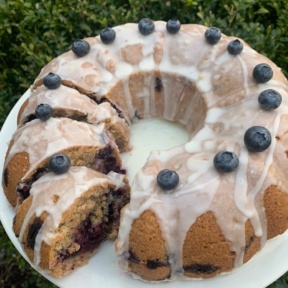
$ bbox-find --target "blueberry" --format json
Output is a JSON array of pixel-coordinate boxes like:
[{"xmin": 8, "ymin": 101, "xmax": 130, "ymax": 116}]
[
  {"xmin": 157, "ymin": 169, "xmax": 179, "ymax": 190},
  {"xmin": 253, "ymin": 63, "xmax": 273, "ymax": 83},
  {"xmin": 205, "ymin": 27, "xmax": 221, "ymax": 44},
  {"xmin": 166, "ymin": 19, "xmax": 181, "ymax": 34},
  {"xmin": 100, "ymin": 28, "xmax": 116, "ymax": 44},
  {"xmin": 35, "ymin": 103, "xmax": 53, "ymax": 121},
  {"xmin": 49, "ymin": 154, "xmax": 71, "ymax": 174},
  {"xmin": 213, "ymin": 151, "xmax": 239, "ymax": 173},
  {"xmin": 244, "ymin": 126, "xmax": 271, "ymax": 152},
  {"xmin": 258, "ymin": 89, "xmax": 282, "ymax": 110},
  {"xmin": 43, "ymin": 73, "xmax": 61, "ymax": 89},
  {"xmin": 138, "ymin": 18, "xmax": 155, "ymax": 36},
  {"xmin": 227, "ymin": 39, "xmax": 243, "ymax": 55},
  {"xmin": 72, "ymin": 39, "xmax": 90, "ymax": 57}
]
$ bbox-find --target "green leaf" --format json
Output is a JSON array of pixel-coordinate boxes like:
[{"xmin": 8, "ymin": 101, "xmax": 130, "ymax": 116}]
[{"xmin": 255, "ymin": 7, "xmax": 270, "ymax": 14}]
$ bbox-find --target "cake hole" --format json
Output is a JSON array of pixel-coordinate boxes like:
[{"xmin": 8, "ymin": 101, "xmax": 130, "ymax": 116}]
[
  {"xmin": 111, "ymin": 72, "xmax": 207, "ymax": 182},
  {"xmin": 121, "ymin": 118, "xmax": 189, "ymax": 182}
]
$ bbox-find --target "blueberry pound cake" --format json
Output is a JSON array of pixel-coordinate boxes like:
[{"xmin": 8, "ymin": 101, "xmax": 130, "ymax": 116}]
[
  {"xmin": 2, "ymin": 17, "xmax": 288, "ymax": 282},
  {"xmin": 13, "ymin": 167, "xmax": 130, "ymax": 278}
]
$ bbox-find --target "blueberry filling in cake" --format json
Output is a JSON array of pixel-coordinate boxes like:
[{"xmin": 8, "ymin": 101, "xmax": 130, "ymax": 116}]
[
  {"xmin": 183, "ymin": 264, "xmax": 220, "ymax": 275},
  {"xmin": 13, "ymin": 167, "xmax": 130, "ymax": 278},
  {"xmin": 4, "ymin": 18, "xmax": 288, "ymax": 282},
  {"xmin": 46, "ymin": 188, "xmax": 129, "ymax": 263},
  {"xmin": 17, "ymin": 167, "xmax": 48, "ymax": 200},
  {"xmin": 92, "ymin": 146, "xmax": 124, "ymax": 175}
]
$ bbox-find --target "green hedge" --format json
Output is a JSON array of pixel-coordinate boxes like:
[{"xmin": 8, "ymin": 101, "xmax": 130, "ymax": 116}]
[{"xmin": 0, "ymin": 0, "xmax": 288, "ymax": 287}]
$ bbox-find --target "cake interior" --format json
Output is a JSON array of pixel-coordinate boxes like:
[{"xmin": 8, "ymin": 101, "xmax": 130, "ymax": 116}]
[{"xmin": 26, "ymin": 185, "xmax": 130, "ymax": 278}]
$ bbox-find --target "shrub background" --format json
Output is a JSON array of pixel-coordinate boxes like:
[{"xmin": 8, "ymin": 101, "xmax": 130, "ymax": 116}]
[{"xmin": 0, "ymin": 0, "xmax": 288, "ymax": 287}]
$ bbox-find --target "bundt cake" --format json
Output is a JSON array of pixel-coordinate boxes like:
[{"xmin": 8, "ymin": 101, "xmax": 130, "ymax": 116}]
[
  {"xmin": 2, "ymin": 18, "xmax": 288, "ymax": 282},
  {"xmin": 13, "ymin": 166, "xmax": 130, "ymax": 278}
]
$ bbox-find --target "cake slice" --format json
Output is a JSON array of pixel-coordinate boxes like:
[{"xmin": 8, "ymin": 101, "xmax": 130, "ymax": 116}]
[
  {"xmin": 13, "ymin": 166, "xmax": 130, "ymax": 278},
  {"xmin": 3, "ymin": 117, "xmax": 122, "ymax": 207}
]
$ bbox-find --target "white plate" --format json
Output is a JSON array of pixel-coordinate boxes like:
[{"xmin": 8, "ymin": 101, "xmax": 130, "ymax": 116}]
[{"xmin": 1, "ymin": 90, "xmax": 288, "ymax": 288}]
